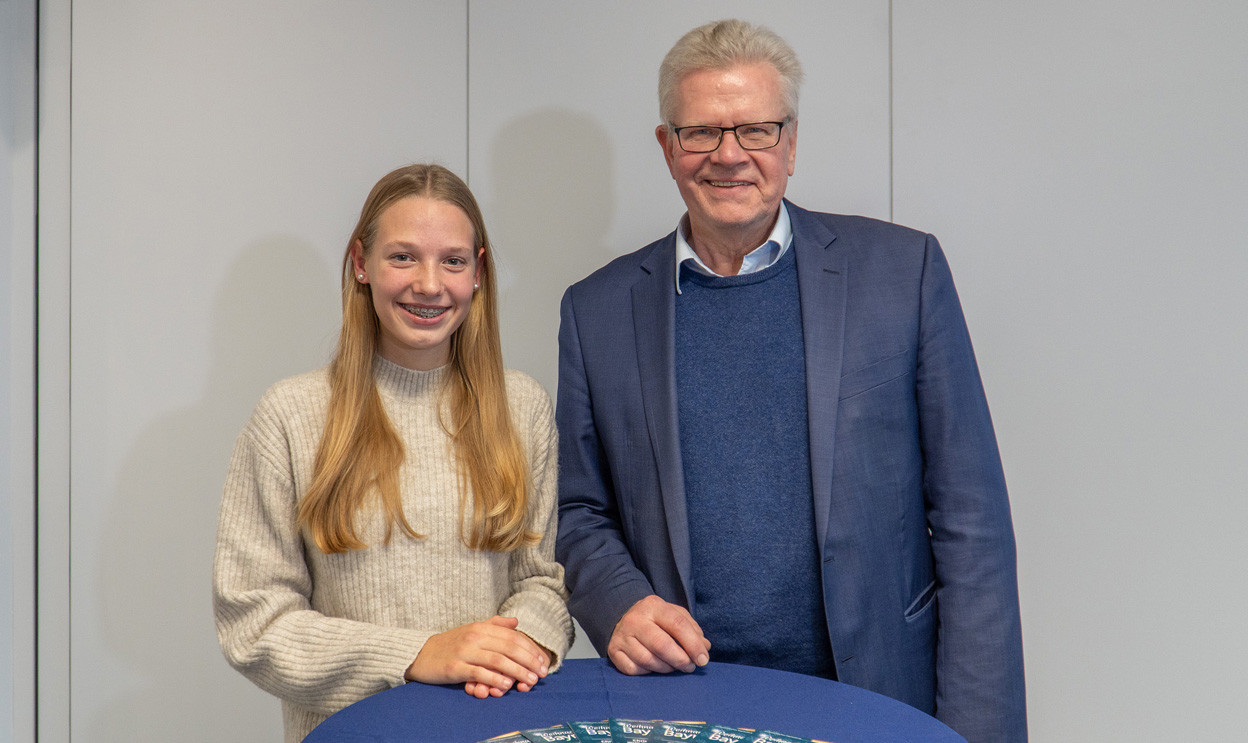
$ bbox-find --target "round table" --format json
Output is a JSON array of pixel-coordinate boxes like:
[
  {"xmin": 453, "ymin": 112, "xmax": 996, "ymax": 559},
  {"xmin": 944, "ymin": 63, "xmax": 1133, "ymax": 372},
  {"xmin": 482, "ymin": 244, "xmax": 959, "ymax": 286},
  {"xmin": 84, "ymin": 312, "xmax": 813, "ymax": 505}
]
[{"xmin": 305, "ymin": 659, "xmax": 965, "ymax": 743}]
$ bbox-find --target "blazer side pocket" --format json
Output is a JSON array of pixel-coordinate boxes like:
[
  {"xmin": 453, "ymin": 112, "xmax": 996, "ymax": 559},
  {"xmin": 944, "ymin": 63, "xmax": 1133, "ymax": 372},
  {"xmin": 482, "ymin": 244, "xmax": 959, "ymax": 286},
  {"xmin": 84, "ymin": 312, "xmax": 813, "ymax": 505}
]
[
  {"xmin": 839, "ymin": 350, "xmax": 913, "ymax": 401},
  {"xmin": 904, "ymin": 580, "xmax": 937, "ymax": 622}
]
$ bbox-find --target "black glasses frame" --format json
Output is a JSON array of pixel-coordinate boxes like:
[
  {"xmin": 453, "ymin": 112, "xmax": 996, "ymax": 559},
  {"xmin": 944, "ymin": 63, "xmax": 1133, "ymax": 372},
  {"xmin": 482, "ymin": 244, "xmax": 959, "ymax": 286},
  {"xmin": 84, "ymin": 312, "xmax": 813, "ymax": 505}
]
[{"xmin": 671, "ymin": 121, "xmax": 787, "ymax": 153}]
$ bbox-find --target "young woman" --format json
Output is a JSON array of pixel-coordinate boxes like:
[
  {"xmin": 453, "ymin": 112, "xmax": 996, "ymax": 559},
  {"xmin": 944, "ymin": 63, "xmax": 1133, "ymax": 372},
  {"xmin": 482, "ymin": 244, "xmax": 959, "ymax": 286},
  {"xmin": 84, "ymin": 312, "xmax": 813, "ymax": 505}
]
[{"xmin": 213, "ymin": 164, "xmax": 573, "ymax": 742}]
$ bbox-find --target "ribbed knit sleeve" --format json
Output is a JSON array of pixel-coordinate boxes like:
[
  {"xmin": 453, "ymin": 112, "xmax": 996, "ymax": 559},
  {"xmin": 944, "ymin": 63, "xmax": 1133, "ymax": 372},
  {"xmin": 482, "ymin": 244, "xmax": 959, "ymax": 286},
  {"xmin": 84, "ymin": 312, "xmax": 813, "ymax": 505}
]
[
  {"xmin": 498, "ymin": 371, "xmax": 575, "ymax": 667},
  {"xmin": 212, "ymin": 373, "xmax": 430, "ymax": 728}
]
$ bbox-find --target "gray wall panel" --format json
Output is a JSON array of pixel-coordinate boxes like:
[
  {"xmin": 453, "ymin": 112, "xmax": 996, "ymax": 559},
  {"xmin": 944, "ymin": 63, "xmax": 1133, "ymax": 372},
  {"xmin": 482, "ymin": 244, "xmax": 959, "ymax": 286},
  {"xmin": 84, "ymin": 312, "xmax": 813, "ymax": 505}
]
[
  {"xmin": 37, "ymin": 0, "xmax": 73, "ymax": 739},
  {"xmin": 2, "ymin": 0, "xmax": 37, "ymax": 740},
  {"xmin": 893, "ymin": 2, "xmax": 1248, "ymax": 740}
]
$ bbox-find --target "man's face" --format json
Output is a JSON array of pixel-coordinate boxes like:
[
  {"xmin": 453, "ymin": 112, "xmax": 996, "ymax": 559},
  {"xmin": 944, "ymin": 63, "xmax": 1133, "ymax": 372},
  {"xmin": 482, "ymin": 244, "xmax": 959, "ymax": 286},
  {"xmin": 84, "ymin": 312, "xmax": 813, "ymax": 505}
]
[{"xmin": 656, "ymin": 62, "xmax": 797, "ymax": 248}]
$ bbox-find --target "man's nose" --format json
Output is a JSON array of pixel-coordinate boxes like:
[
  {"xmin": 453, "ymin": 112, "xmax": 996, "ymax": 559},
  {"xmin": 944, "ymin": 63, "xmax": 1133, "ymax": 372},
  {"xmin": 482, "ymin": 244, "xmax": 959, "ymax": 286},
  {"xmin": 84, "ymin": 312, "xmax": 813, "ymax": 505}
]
[{"xmin": 711, "ymin": 130, "xmax": 749, "ymax": 164}]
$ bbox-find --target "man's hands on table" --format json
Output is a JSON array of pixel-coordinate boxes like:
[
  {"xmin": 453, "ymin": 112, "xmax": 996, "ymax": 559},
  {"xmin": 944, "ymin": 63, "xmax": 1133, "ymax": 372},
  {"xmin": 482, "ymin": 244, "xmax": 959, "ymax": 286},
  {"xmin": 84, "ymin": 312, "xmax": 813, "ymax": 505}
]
[{"xmin": 608, "ymin": 595, "xmax": 711, "ymax": 675}]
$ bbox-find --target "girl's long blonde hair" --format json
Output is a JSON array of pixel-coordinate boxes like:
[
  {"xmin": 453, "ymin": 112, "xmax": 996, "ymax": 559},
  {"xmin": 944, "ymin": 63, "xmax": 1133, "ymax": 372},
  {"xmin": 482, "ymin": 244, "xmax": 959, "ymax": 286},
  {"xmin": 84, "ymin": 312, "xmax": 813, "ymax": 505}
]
[{"xmin": 297, "ymin": 164, "xmax": 536, "ymax": 554}]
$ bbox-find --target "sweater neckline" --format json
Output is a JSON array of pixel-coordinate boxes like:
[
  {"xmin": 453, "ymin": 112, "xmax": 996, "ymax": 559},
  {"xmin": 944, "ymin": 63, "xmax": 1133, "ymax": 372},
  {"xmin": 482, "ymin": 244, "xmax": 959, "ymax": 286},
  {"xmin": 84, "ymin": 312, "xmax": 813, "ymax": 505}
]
[
  {"xmin": 677, "ymin": 241, "xmax": 797, "ymax": 290},
  {"xmin": 372, "ymin": 355, "xmax": 449, "ymax": 402}
]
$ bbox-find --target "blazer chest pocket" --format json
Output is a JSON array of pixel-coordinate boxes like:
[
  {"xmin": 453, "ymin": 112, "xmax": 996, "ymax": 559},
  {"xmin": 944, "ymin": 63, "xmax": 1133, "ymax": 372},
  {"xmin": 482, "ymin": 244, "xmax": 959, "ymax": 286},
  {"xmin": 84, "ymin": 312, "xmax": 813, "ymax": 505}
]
[{"xmin": 838, "ymin": 350, "xmax": 913, "ymax": 401}]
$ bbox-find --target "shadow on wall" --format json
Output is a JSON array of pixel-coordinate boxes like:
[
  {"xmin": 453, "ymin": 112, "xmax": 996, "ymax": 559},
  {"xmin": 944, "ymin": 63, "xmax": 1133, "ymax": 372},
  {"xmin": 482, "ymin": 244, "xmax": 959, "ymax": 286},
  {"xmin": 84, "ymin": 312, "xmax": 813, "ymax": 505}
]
[
  {"xmin": 96, "ymin": 239, "xmax": 339, "ymax": 740},
  {"xmin": 488, "ymin": 108, "xmax": 617, "ymax": 392}
]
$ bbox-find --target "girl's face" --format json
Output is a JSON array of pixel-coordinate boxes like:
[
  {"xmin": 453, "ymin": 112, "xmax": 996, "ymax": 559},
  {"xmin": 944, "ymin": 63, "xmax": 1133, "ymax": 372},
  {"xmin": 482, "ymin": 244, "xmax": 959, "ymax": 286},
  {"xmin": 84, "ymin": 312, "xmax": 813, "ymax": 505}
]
[{"xmin": 351, "ymin": 196, "xmax": 482, "ymax": 370}]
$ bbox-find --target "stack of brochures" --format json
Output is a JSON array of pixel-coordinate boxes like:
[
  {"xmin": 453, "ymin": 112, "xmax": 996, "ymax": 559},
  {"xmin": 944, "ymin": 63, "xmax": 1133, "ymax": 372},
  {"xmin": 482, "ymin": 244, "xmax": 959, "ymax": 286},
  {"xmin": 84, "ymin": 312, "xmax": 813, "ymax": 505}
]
[{"xmin": 477, "ymin": 718, "xmax": 830, "ymax": 742}]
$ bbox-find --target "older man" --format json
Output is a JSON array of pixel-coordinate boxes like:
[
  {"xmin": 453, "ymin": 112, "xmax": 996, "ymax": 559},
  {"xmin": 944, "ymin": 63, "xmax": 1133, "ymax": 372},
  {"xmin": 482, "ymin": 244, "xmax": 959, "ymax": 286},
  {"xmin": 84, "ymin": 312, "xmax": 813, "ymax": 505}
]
[{"xmin": 555, "ymin": 19, "xmax": 1026, "ymax": 743}]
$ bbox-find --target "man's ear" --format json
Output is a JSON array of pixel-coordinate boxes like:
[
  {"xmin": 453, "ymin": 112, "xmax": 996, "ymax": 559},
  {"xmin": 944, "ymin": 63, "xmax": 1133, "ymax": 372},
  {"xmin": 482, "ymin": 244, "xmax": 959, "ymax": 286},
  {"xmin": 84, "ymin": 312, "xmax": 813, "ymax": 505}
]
[
  {"xmin": 655, "ymin": 125, "xmax": 678, "ymax": 179},
  {"xmin": 786, "ymin": 119, "xmax": 798, "ymax": 176}
]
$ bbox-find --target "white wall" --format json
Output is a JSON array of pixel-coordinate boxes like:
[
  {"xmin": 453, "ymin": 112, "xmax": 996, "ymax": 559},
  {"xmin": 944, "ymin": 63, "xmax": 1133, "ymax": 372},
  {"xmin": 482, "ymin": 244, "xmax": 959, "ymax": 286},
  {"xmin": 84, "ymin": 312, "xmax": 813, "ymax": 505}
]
[
  {"xmin": 894, "ymin": 3, "xmax": 1248, "ymax": 740},
  {"xmin": 22, "ymin": 2, "xmax": 1248, "ymax": 741},
  {"xmin": 2, "ymin": 0, "xmax": 37, "ymax": 739}
]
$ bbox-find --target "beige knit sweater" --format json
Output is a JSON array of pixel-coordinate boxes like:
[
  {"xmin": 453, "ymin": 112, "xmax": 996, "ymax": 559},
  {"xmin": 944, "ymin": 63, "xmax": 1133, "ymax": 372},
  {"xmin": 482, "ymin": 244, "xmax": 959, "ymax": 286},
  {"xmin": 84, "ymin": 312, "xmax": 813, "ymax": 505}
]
[{"xmin": 213, "ymin": 357, "xmax": 573, "ymax": 743}]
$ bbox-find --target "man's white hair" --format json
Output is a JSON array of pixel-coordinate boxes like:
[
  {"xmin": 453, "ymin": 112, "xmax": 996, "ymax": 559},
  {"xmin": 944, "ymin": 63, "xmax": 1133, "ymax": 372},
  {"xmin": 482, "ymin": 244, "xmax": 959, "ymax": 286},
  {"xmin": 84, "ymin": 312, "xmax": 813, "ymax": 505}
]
[{"xmin": 658, "ymin": 19, "xmax": 804, "ymax": 126}]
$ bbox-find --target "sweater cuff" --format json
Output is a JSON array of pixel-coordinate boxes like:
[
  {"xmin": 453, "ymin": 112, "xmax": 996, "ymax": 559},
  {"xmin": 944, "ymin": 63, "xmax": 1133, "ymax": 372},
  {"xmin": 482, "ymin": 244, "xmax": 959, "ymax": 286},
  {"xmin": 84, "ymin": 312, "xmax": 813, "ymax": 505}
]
[
  {"xmin": 509, "ymin": 604, "xmax": 574, "ymax": 672},
  {"xmin": 368, "ymin": 626, "xmax": 435, "ymax": 688}
]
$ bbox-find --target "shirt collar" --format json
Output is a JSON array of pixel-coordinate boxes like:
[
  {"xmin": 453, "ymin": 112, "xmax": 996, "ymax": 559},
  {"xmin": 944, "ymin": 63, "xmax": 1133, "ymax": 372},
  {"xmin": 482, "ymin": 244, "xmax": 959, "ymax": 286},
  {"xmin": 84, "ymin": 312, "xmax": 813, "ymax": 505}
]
[{"xmin": 674, "ymin": 202, "xmax": 793, "ymax": 294}]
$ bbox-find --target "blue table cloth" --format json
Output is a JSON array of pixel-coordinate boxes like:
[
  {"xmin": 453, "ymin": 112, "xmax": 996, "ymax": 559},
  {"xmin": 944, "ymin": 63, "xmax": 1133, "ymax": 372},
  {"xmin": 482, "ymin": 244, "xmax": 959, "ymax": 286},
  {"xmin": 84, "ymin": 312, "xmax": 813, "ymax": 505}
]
[{"xmin": 305, "ymin": 659, "xmax": 964, "ymax": 743}]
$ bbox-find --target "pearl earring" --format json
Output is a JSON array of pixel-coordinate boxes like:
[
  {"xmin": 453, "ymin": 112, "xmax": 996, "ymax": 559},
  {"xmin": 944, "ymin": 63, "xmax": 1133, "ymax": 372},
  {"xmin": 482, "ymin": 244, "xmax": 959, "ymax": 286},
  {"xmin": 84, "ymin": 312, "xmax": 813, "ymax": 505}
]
[
  {"xmin": 474, "ymin": 282, "xmax": 480, "ymax": 291},
  {"xmin": 357, "ymin": 274, "xmax": 365, "ymax": 281}
]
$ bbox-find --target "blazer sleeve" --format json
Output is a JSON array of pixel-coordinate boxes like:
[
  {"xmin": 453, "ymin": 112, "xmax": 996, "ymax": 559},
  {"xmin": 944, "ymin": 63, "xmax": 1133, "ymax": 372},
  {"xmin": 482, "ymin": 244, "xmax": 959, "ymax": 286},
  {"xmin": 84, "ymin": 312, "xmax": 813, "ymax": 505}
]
[
  {"xmin": 554, "ymin": 286, "xmax": 657, "ymax": 653},
  {"xmin": 916, "ymin": 234, "xmax": 1028, "ymax": 742}
]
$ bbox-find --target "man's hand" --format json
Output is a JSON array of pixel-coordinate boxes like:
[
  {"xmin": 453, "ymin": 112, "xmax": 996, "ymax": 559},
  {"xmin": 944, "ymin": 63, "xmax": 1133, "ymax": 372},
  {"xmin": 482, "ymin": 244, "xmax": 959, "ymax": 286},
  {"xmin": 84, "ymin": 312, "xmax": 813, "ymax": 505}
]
[
  {"xmin": 406, "ymin": 616, "xmax": 549, "ymax": 699},
  {"xmin": 607, "ymin": 595, "xmax": 711, "ymax": 675}
]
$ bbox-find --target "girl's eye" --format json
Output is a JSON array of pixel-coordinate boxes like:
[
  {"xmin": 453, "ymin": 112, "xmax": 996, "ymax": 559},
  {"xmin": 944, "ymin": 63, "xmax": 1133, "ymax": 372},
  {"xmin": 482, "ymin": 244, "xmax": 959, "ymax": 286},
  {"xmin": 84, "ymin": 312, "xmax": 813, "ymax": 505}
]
[
  {"xmin": 391, "ymin": 253, "xmax": 413, "ymax": 262},
  {"xmin": 445, "ymin": 257, "xmax": 466, "ymax": 266}
]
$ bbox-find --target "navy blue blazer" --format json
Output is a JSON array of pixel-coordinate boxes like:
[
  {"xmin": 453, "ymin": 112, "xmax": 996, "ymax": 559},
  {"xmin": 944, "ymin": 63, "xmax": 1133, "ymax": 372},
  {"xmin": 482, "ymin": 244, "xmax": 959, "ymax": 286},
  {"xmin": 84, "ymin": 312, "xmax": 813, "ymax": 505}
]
[{"xmin": 555, "ymin": 202, "xmax": 1026, "ymax": 743}]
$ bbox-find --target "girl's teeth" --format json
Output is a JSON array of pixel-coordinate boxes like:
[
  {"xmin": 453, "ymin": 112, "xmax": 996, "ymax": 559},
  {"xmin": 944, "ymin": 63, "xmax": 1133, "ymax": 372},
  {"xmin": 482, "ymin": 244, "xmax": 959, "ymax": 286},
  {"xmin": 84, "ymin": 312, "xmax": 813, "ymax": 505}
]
[{"xmin": 405, "ymin": 305, "xmax": 445, "ymax": 319}]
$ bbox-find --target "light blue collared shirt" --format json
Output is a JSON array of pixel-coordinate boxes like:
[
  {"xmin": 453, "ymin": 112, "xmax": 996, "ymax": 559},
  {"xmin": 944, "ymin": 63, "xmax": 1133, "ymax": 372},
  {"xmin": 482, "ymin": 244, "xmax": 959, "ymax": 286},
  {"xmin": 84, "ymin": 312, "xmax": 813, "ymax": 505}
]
[{"xmin": 674, "ymin": 203, "xmax": 794, "ymax": 294}]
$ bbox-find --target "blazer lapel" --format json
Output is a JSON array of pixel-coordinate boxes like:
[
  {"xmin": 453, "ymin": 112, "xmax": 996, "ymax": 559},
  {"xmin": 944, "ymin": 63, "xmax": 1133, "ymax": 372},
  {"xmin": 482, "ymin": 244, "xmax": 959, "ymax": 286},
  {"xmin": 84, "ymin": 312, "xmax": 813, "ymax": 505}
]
[
  {"xmin": 790, "ymin": 203, "xmax": 848, "ymax": 555},
  {"xmin": 632, "ymin": 237, "xmax": 693, "ymax": 607}
]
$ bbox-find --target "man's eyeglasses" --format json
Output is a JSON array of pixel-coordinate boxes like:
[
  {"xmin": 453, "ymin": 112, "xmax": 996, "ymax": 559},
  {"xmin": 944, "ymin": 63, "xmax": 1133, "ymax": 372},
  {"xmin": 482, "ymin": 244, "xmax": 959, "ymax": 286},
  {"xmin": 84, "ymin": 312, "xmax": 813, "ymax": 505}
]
[{"xmin": 671, "ymin": 121, "xmax": 787, "ymax": 153}]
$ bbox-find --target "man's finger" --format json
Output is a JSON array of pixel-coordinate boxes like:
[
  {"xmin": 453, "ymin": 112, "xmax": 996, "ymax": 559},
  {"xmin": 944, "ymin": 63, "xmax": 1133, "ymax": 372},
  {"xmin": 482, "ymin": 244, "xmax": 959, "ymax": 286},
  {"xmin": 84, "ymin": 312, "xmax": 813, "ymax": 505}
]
[
  {"xmin": 609, "ymin": 627, "xmax": 673, "ymax": 675},
  {"xmin": 608, "ymin": 645, "xmax": 646, "ymax": 675},
  {"xmin": 651, "ymin": 606, "xmax": 710, "ymax": 667},
  {"xmin": 631, "ymin": 620, "xmax": 694, "ymax": 672},
  {"xmin": 610, "ymin": 620, "xmax": 684, "ymax": 673}
]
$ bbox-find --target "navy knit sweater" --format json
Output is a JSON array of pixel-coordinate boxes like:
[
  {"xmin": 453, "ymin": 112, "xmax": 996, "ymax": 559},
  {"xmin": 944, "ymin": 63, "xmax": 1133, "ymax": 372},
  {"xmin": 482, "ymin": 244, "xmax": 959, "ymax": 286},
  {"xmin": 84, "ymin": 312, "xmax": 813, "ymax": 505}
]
[{"xmin": 674, "ymin": 247, "xmax": 835, "ymax": 678}]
